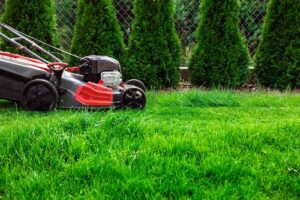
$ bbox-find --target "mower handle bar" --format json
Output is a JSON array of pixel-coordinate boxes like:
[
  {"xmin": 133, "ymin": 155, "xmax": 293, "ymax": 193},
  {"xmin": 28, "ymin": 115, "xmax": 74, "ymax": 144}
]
[{"xmin": 0, "ymin": 23, "xmax": 62, "ymax": 63}]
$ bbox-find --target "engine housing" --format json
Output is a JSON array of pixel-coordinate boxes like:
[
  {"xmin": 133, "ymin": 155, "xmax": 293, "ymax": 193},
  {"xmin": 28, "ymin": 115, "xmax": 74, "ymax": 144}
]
[{"xmin": 79, "ymin": 55, "xmax": 121, "ymax": 83}]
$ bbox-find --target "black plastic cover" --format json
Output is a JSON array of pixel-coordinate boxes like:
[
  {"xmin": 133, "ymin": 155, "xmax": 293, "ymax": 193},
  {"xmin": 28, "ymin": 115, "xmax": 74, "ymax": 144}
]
[{"xmin": 79, "ymin": 55, "xmax": 121, "ymax": 83}]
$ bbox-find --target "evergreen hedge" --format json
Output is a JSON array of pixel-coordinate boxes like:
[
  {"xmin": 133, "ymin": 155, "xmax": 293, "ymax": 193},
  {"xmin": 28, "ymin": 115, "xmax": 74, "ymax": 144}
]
[
  {"xmin": 1, "ymin": 0, "xmax": 59, "ymax": 49},
  {"xmin": 70, "ymin": 0, "xmax": 125, "ymax": 65},
  {"xmin": 255, "ymin": 0, "xmax": 300, "ymax": 89},
  {"xmin": 189, "ymin": 0, "xmax": 250, "ymax": 88},
  {"xmin": 160, "ymin": 0, "xmax": 182, "ymax": 86},
  {"xmin": 124, "ymin": 0, "xmax": 182, "ymax": 88}
]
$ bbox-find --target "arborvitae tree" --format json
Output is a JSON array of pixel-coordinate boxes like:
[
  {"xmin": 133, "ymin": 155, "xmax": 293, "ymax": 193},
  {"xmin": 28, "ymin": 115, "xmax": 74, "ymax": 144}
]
[
  {"xmin": 70, "ymin": 0, "xmax": 125, "ymax": 65},
  {"xmin": 124, "ymin": 0, "xmax": 182, "ymax": 88},
  {"xmin": 189, "ymin": 0, "xmax": 250, "ymax": 88},
  {"xmin": 160, "ymin": 0, "xmax": 182, "ymax": 86},
  {"xmin": 1, "ymin": 0, "xmax": 59, "ymax": 48},
  {"xmin": 255, "ymin": 0, "xmax": 300, "ymax": 89}
]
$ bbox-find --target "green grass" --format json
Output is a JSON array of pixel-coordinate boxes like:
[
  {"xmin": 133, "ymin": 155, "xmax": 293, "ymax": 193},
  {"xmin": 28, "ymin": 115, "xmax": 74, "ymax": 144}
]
[{"xmin": 0, "ymin": 90, "xmax": 299, "ymax": 199}]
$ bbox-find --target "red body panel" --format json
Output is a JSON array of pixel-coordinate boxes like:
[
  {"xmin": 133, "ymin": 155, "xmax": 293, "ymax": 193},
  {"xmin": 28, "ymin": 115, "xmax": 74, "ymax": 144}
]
[
  {"xmin": 0, "ymin": 52, "xmax": 81, "ymax": 73},
  {"xmin": 66, "ymin": 67, "xmax": 80, "ymax": 73},
  {"xmin": 0, "ymin": 51, "xmax": 50, "ymax": 71},
  {"xmin": 74, "ymin": 82, "xmax": 113, "ymax": 106}
]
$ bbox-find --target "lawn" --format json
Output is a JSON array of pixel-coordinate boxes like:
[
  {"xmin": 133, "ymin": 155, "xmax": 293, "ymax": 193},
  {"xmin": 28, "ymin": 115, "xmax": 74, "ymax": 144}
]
[{"xmin": 0, "ymin": 90, "xmax": 299, "ymax": 199}]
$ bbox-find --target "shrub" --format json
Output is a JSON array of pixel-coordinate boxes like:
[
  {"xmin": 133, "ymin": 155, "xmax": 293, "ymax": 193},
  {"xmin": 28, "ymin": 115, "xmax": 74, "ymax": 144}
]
[
  {"xmin": 124, "ymin": 0, "xmax": 182, "ymax": 88},
  {"xmin": 70, "ymin": 0, "xmax": 125, "ymax": 65},
  {"xmin": 189, "ymin": 0, "xmax": 250, "ymax": 88},
  {"xmin": 1, "ymin": 0, "xmax": 59, "ymax": 50},
  {"xmin": 159, "ymin": 0, "xmax": 182, "ymax": 86},
  {"xmin": 255, "ymin": 0, "xmax": 300, "ymax": 89}
]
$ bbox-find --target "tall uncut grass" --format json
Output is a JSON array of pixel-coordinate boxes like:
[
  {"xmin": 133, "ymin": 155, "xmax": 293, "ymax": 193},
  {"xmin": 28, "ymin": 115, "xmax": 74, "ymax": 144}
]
[{"xmin": 0, "ymin": 90, "xmax": 299, "ymax": 199}]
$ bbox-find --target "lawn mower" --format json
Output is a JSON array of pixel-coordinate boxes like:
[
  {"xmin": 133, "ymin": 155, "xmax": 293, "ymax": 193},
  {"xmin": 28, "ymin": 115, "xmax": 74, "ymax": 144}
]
[{"xmin": 0, "ymin": 23, "xmax": 146, "ymax": 111}]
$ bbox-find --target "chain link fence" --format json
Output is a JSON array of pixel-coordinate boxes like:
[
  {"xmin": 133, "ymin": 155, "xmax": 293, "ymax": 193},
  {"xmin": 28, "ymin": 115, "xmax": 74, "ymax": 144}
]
[{"xmin": 0, "ymin": 0, "xmax": 268, "ymax": 61}]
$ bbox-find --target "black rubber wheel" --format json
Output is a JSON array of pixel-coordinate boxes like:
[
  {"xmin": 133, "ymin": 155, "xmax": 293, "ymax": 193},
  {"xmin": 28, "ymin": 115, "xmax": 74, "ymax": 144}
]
[
  {"xmin": 126, "ymin": 79, "xmax": 146, "ymax": 92},
  {"xmin": 20, "ymin": 79, "xmax": 59, "ymax": 112},
  {"xmin": 122, "ymin": 87, "xmax": 146, "ymax": 109}
]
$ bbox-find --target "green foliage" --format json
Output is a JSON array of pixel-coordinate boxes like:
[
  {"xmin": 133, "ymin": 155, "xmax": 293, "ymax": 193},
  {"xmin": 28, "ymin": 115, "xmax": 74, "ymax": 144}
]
[
  {"xmin": 173, "ymin": 0, "xmax": 267, "ymax": 52},
  {"xmin": 124, "ymin": 0, "xmax": 182, "ymax": 89},
  {"xmin": 70, "ymin": 0, "xmax": 125, "ymax": 65},
  {"xmin": 255, "ymin": 0, "xmax": 300, "ymax": 89},
  {"xmin": 189, "ymin": 0, "xmax": 250, "ymax": 88},
  {"xmin": 0, "ymin": 90, "xmax": 300, "ymax": 198},
  {"xmin": 0, "ymin": 0, "xmax": 4, "ymax": 13},
  {"xmin": 160, "ymin": 0, "xmax": 182, "ymax": 86},
  {"xmin": 0, "ymin": 0, "xmax": 59, "ymax": 49}
]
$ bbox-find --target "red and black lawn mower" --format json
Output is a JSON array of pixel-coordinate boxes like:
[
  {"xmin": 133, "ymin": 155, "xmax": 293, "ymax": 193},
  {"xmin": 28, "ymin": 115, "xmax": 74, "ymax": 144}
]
[{"xmin": 0, "ymin": 23, "xmax": 146, "ymax": 111}]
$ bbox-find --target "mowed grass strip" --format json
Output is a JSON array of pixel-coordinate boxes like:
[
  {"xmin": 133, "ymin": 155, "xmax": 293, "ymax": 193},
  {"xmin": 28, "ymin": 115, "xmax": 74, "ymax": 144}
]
[{"xmin": 0, "ymin": 90, "xmax": 299, "ymax": 199}]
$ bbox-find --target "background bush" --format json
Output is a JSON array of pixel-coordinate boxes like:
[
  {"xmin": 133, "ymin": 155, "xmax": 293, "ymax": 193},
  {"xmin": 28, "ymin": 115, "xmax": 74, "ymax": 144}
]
[
  {"xmin": 189, "ymin": 0, "xmax": 250, "ymax": 88},
  {"xmin": 159, "ymin": 0, "xmax": 182, "ymax": 86},
  {"xmin": 70, "ymin": 0, "xmax": 125, "ymax": 65},
  {"xmin": 0, "ymin": 0, "xmax": 271, "ymax": 66},
  {"xmin": 1, "ymin": 0, "xmax": 59, "ymax": 50},
  {"xmin": 255, "ymin": 0, "xmax": 300, "ymax": 89},
  {"xmin": 124, "ymin": 0, "xmax": 181, "ymax": 88}
]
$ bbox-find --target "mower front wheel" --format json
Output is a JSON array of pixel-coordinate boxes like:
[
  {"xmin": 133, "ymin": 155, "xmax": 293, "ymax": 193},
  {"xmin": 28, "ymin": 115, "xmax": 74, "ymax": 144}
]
[
  {"xmin": 20, "ymin": 79, "xmax": 59, "ymax": 112},
  {"xmin": 122, "ymin": 87, "xmax": 146, "ymax": 109}
]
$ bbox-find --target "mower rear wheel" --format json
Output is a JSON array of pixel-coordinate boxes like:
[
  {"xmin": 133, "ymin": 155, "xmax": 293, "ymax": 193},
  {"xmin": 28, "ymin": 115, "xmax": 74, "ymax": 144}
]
[
  {"xmin": 20, "ymin": 79, "xmax": 59, "ymax": 112},
  {"xmin": 126, "ymin": 79, "xmax": 146, "ymax": 92},
  {"xmin": 122, "ymin": 87, "xmax": 146, "ymax": 109}
]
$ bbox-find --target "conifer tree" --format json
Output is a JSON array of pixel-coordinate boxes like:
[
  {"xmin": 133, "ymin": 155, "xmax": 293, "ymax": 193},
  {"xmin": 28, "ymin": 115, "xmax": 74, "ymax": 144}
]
[
  {"xmin": 1, "ymin": 0, "xmax": 59, "ymax": 49},
  {"xmin": 255, "ymin": 0, "xmax": 300, "ymax": 89},
  {"xmin": 159, "ymin": 0, "xmax": 182, "ymax": 86},
  {"xmin": 124, "ymin": 0, "xmax": 182, "ymax": 88},
  {"xmin": 189, "ymin": 0, "xmax": 250, "ymax": 88},
  {"xmin": 70, "ymin": 0, "xmax": 125, "ymax": 65}
]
